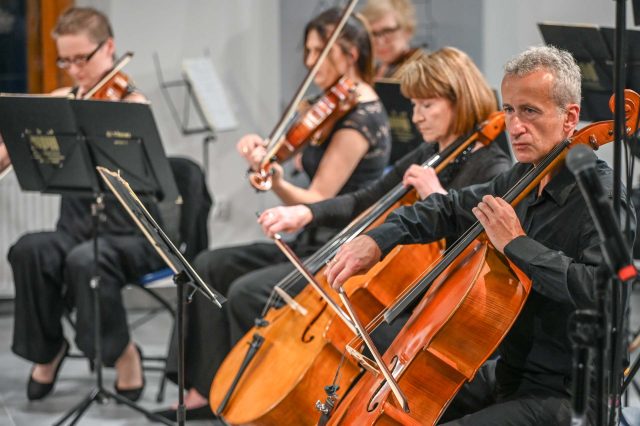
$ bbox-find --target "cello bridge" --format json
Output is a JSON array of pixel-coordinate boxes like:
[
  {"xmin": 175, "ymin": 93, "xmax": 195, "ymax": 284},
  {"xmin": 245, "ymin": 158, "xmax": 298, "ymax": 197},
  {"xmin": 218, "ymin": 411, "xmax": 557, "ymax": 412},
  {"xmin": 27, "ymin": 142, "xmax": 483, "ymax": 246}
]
[{"xmin": 346, "ymin": 345, "xmax": 380, "ymax": 376}]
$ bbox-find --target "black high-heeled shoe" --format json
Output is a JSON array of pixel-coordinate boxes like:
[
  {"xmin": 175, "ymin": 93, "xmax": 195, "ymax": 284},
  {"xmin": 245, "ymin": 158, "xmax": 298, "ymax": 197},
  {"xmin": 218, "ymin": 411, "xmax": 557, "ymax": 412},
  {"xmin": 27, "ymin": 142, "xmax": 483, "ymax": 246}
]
[
  {"xmin": 27, "ymin": 340, "xmax": 70, "ymax": 401},
  {"xmin": 151, "ymin": 405, "xmax": 216, "ymax": 422},
  {"xmin": 114, "ymin": 344, "xmax": 145, "ymax": 402}
]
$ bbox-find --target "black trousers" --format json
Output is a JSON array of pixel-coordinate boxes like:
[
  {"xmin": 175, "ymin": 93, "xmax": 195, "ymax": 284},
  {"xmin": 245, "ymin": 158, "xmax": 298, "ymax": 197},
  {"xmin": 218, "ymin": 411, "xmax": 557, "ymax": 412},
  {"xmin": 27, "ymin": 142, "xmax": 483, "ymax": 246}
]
[
  {"xmin": 438, "ymin": 360, "xmax": 575, "ymax": 426},
  {"xmin": 9, "ymin": 230, "xmax": 163, "ymax": 366},
  {"xmin": 166, "ymin": 241, "xmax": 313, "ymax": 397}
]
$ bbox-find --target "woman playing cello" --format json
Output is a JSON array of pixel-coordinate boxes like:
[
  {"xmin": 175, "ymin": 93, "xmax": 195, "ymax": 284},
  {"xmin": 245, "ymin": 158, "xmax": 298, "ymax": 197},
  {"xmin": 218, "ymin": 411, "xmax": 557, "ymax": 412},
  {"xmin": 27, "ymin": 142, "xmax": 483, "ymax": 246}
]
[
  {"xmin": 155, "ymin": 8, "xmax": 391, "ymax": 421},
  {"xmin": 230, "ymin": 47, "xmax": 513, "ymax": 343}
]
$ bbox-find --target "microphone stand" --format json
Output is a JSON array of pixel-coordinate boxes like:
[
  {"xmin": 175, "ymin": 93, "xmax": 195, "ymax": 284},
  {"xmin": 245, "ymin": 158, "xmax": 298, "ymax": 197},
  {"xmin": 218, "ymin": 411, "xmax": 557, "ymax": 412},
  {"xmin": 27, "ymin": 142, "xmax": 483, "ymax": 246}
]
[
  {"xmin": 610, "ymin": 1, "xmax": 629, "ymax": 424},
  {"xmin": 567, "ymin": 142, "xmax": 638, "ymax": 425}
]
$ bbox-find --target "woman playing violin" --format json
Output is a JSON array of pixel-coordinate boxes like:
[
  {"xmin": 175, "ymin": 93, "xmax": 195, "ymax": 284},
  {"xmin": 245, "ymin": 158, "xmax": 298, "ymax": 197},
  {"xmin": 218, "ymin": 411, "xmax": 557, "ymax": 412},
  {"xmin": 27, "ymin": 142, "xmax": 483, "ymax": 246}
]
[
  {"xmin": 50, "ymin": 11, "xmax": 140, "ymax": 101},
  {"xmin": 155, "ymin": 8, "xmax": 390, "ymax": 421},
  {"xmin": 232, "ymin": 47, "xmax": 513, "ymax": 348},
  {"xmin": 8, "ymin": 7, "xmax": 154, "ymax": 402}
]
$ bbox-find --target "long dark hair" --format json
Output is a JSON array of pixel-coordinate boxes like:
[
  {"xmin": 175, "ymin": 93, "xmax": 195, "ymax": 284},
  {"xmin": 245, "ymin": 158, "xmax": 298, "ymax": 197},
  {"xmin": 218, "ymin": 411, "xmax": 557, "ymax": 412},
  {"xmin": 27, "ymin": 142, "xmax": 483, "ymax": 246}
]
[{"xmin": 304, "ymin": 8, "xmax": 374, "ymax": 84}]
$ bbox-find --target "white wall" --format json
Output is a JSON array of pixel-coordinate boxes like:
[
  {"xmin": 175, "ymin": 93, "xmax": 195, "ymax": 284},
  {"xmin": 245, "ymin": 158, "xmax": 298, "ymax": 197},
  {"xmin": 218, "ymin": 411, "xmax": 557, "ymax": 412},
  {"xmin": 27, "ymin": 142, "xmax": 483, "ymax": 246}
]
[
  {"xmin": 0, "ymin": 1, "xmax": 283, "ymax": 297},
  {"xmin": 79, "ymin": 0, "xmax": 283, "ymax": 249},
  {"xmin": 1, "ymin": 1, "xmax": 638, "ymax": 296}
]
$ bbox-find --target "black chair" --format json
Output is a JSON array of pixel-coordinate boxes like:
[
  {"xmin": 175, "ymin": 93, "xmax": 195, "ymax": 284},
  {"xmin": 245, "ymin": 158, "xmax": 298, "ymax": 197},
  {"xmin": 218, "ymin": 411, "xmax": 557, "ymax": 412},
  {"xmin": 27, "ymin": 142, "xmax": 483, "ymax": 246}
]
[
  {"xmin": 65, "ymin": 157, "xmax": 213, "ymax": 402},
  {"xmin": 129, "ymin": 156, "xmax": 213, "ymax": 402}
]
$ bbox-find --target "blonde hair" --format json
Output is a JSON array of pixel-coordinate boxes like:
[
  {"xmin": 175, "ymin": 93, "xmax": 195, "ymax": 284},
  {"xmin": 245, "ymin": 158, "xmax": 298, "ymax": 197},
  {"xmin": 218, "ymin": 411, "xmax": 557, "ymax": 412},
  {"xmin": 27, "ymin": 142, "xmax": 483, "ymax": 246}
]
[
  {"xmin": 52, "ymin": 7, "xmax": 113, "ymax": 44},
  {"xmin": 361, "ymin": 0, "xmax": 416, "ymax": 35},
  {"xmin": 400, "ymin": 47, "xmax": 497, "ymax": 136}
]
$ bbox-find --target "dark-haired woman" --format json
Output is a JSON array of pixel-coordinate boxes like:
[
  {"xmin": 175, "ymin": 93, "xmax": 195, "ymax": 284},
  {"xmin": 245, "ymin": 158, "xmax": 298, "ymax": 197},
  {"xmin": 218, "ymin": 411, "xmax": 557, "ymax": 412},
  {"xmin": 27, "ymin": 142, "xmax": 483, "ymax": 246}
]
[{"xmin": 155, "ymin": 8, "xmax": 390, "ymax": 421}]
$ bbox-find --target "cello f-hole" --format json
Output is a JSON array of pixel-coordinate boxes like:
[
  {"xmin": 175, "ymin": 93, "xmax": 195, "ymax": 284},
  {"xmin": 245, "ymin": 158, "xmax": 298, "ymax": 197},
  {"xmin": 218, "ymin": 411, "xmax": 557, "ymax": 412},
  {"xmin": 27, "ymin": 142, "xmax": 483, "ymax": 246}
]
[
  {"xmin": 367, "ymin": 355, "xmax": 401, "ymax": 412},
  {"xmin": 302, "ymin": 302, "xmax": 329, "ymax": 343}
]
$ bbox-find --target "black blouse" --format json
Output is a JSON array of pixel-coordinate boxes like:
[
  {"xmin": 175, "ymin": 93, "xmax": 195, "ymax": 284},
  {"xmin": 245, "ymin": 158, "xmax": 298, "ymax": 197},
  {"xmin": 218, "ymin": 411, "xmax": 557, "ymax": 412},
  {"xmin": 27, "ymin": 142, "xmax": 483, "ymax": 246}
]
[
  {"xmin": 307, "ymin": 140, "xmax": 512, "ymax": 229},
  {"xmin": 301, "ymin": 99, "xmax": 391, "ymax": 196}
]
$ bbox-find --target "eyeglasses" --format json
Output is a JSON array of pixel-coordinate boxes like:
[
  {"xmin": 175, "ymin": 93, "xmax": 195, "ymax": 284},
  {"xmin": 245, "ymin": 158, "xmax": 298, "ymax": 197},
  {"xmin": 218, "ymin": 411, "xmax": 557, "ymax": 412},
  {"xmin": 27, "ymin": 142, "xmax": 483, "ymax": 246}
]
[
  {"xmin": 371, "ymin": 25, "xmax": 401, "ymax": 40},
  {"xmin": 56, "ymin": 41, "xmax": 105, "ymax": 69}
]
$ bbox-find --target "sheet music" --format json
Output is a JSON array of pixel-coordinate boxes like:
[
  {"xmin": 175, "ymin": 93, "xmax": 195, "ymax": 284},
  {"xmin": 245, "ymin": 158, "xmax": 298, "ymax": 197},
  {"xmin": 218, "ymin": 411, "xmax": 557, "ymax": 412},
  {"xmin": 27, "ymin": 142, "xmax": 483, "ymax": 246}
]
[{"xmin": 182, "ymin": 57, "xmax": 238, "ymax": 132}]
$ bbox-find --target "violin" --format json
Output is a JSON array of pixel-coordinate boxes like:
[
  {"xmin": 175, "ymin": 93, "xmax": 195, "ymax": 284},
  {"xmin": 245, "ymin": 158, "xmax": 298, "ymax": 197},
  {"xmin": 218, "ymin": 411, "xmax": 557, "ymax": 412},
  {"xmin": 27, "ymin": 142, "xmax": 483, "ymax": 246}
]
[
  {"xmin": 249, "ymin": 76, "xmax": 359, "ymax": 191},
  {"xmin": 324, "ymin": 89, "xmax": 640, "ymax": 425},
  {"xmin": 208, "ymin": 113, "xmax": 507, "ymax": 425},
  {"xmin": 82, "ymin": 52, "xmax": 134, "ymax": 100},
  {"xmin": 246, "ymin": 0, "xmax": 359, "ymax": 192}
]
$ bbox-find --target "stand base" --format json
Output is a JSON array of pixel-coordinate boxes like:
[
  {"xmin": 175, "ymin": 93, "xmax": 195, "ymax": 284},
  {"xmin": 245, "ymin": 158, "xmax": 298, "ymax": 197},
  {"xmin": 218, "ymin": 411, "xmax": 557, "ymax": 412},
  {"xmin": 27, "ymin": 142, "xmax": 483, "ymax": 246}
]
[{"xmin": 53, "ymin": 386, "xmax": 173, "ymax": 426}]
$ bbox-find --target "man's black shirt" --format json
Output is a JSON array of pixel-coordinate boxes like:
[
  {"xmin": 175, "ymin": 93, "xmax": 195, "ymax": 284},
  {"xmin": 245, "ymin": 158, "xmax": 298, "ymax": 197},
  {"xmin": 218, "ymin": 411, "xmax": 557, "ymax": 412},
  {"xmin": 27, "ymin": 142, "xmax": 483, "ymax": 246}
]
[
  {"xmin": 367, "ymin": 159, "xmax": 636, "ymax": 396},
  {"xmin": 307, "ymin": 141, "xmax": 512, "ymax": 229}
]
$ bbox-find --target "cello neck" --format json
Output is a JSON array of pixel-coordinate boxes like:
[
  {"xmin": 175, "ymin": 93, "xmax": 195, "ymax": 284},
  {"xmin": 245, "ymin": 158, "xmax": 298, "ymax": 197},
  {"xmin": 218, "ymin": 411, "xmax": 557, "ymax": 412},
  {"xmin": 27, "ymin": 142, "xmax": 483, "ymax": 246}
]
[{"xmin": 384, "ymin": 112, "xmax": 632, "ymax": 323}]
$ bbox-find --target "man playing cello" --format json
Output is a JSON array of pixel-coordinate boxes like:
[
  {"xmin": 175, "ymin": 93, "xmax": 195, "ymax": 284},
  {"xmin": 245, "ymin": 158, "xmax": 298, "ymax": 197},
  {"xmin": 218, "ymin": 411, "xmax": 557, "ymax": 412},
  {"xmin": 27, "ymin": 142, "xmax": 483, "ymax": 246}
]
[{"xmin": 325, "ymin": 45, "xmax": 636, "ymax": 425}]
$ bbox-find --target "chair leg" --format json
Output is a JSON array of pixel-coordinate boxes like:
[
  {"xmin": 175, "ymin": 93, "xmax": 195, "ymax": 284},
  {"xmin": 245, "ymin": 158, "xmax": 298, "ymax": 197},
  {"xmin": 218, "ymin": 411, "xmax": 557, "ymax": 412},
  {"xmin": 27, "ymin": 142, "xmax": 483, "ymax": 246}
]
[
  {"xmin": 156, "ymin": 371, "xmax": 168, "ymax": 403},
  {"xmin": 127, "ymin": 285, "xmax": 176, "ymax": 404}
]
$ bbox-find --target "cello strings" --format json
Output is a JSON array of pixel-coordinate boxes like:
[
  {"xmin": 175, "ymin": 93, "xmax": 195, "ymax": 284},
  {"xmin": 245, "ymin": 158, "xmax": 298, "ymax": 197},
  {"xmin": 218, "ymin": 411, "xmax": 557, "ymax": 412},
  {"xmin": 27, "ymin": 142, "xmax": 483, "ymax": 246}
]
[
  {"xmin": 358, "ymin": 125, "xmax": 610, "ymax": 336},
  {"xmin": 257, "ymin": 120, "xmax": 501, "ymax": 326}
]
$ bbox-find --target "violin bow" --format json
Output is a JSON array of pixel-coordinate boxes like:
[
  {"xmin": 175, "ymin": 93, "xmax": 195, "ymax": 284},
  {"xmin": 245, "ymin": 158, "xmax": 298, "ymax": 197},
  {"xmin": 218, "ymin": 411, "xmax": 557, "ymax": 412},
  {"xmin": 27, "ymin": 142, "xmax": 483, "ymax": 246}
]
[{"xmin": 260, "ymin": 0, "xmax": 359, "ymax": 168}]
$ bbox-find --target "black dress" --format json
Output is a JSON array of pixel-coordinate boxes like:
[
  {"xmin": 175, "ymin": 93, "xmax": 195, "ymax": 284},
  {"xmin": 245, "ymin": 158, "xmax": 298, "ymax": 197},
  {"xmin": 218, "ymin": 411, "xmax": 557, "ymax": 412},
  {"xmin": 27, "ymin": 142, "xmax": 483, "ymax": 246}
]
[{"xmin": 9, "ymin": 141, "xmax": 165, "ymax": 367}]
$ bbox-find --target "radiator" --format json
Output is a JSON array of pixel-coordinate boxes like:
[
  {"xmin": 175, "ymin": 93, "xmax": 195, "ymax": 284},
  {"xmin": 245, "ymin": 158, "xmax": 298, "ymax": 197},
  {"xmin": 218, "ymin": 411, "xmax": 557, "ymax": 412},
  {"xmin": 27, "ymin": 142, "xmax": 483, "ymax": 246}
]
[{"xmin": 0, "ymin": 171, "xmax": 59, "ymax": 298}]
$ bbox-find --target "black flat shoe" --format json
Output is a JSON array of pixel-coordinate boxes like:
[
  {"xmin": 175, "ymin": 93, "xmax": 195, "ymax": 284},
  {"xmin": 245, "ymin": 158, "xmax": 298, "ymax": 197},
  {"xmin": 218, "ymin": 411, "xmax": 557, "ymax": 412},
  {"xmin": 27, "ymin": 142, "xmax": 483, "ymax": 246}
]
[
  {"xmin": 151, "ymin": 405, "xmax": 216, "ymax": 422},
  {"xmin": 27, "ymin": 340, "xmax": 69, "ymax": 401},
  {"xmin": 114, "ymin": 344, "xmax": 145, "ymax": 402}
]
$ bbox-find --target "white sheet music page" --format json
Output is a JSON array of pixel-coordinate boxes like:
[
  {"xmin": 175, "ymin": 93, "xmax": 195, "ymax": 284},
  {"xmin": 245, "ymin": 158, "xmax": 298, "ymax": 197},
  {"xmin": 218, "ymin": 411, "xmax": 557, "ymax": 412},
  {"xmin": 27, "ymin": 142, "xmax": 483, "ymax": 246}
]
[{"xmin": 182, "ymin": 57, "xmax": 238, "ymax": 132}]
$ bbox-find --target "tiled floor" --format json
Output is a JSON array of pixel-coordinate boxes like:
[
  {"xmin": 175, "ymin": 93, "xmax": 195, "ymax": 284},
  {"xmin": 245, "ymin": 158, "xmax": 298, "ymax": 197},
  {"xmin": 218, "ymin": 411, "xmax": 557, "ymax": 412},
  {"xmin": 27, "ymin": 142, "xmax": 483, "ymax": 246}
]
[
  {"xmin": 1, "ymin": 291, "xmax": 640, "ymax": 425},
  {"xmin": 0, "ymin": 304, "xmax": 221, "ymax": 425}
]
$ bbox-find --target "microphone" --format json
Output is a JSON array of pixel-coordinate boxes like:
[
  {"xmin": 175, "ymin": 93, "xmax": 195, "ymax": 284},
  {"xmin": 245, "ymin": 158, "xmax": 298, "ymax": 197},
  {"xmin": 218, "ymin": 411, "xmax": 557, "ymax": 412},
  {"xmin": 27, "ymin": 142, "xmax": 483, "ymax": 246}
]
[{"xmin": 566, "ymin": 145, "xmax": 637, "ymax": 282}]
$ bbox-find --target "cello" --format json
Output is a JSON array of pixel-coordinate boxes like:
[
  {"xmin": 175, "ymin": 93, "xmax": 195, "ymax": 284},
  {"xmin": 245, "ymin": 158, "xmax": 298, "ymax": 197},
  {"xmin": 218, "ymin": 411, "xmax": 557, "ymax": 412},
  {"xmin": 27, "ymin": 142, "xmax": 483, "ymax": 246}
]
[
  {"xmin": 324, "ymin": 89, "xmax": 640, "ymax": 425},
  {"xmin": 209, "ymin": 112, "xmax": 507, "ymax": 425}
]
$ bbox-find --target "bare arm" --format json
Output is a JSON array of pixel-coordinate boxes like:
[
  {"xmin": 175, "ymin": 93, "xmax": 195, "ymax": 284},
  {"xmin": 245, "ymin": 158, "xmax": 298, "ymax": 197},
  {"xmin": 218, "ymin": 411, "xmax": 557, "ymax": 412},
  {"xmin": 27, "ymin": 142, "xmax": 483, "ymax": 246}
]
[
  {"xmin": 0, "ymin": 136, "xmax": 10, "ymax": 170},
  {"xmin": 271, "ymin": 128, "xmax": 369, "ymax": 205}
]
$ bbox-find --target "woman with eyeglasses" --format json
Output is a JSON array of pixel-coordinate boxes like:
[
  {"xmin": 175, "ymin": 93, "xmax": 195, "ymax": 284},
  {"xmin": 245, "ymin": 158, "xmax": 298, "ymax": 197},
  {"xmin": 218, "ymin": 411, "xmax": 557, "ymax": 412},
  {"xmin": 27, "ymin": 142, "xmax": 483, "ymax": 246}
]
[
  {"xmin": 362, "ymin": 0, "xmax": 428, "ymax": 164},
  {"xmin": 8, "ymin": 7, "xmax": 156, "ymax": 403},
  {"xmin": 361, "ymin": 0, "xmax": 426, "ymax": 79}
]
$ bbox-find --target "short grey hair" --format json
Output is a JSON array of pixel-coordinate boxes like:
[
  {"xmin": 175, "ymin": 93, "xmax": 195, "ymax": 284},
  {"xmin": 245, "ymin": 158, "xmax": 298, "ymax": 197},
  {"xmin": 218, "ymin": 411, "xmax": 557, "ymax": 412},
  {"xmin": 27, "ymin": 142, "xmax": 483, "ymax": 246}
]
[{"xmin": 504, "ymin": 45, "xmax": 581, "ymax": 109}]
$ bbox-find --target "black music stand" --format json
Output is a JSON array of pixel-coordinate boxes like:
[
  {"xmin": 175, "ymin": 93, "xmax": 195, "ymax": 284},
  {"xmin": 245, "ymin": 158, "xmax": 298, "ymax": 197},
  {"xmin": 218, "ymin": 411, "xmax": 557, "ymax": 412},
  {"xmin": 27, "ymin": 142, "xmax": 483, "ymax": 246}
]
[
  {"xmin": 0, "ymin": 95, "xmax": 179, "ymax": 425},
  {"xmin": 538, "ymin": 23, "xmax": 613, "ymax": 122},
  {"xmin": 374, "ymin": 79, "xmax": 423, "ymax": 164},
  {"xmin": 97, "ymin": 166, "xmax": 226, "ymax": 426},
  {"xmin": 538, "ymin": 23, "xmax": 640, "ymax": 123}
]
